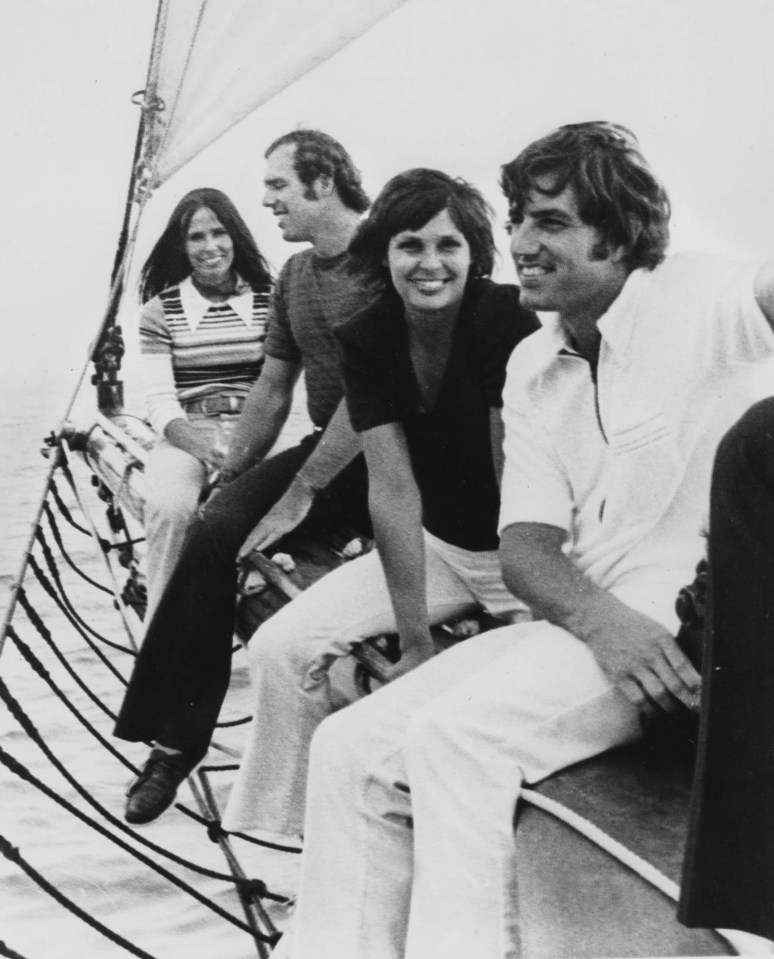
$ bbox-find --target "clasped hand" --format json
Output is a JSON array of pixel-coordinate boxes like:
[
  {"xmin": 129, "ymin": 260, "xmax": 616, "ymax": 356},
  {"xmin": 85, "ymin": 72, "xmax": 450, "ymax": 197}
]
[{"xmin": 585, "ymin": 613, "xmax": 701, "ymax": 721}]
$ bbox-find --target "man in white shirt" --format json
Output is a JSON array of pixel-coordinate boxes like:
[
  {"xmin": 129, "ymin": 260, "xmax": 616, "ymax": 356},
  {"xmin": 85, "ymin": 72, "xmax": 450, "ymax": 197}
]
[{"xmin": 276, "ymin": 122, "xmax": 774, "ymax": 959}]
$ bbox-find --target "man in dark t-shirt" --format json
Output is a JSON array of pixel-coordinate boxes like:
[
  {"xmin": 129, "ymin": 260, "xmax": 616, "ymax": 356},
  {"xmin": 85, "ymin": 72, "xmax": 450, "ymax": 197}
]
[{"xmin": 115, "ymin": 130, "xmax": 376, "ymax": 825}]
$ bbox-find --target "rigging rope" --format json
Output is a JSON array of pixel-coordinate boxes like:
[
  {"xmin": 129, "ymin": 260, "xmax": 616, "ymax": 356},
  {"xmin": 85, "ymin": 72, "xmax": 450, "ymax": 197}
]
[
  {"xmin": 43, "ymin": 500, "xmax": 113, "ymax": 594},
  {"xmin": 33, "ymin": 529, "xmax": 134, "ymax": 663},
  {"xmin": 0, "ymin": 445, "xmax": 63, "ymax": 661},
  {"xmin": 0, "ymin": 627, "xmax": 279, "ymax": 895},
  {"xmin": 26, "ymin": 550, "xmax": 130, "ymax": 684},
  {"xmin": 60, "ymin": 441, "xmax": 141, "ymax": 649},
  {"xmin": 0, "ymin": 737, "xmax": 256, "ymax": 938},
  {"xmin": 0, "ymin": 442, "xmax": 295, "ymax": 953},
  {"xmin": 18, "ymin": 583, "xmax": 122, "ymax": 718},
  {"xmin": 0, "ymin": 835, "xmax": 157, "ymax": 959},
  {"xmin": 49, "ymin": 476, "xmax": 92, "ymax": 537},
  {"xmin": 0, "ymin": 942, "xmax": 29, "ymax": 959}
]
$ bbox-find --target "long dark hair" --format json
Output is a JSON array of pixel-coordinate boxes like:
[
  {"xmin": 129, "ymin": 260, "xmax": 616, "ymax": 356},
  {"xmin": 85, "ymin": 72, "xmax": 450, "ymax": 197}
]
[
  {"xmin": 348, "ymin": 168, "xmax": 495, "ymax": 286},
  {"xmin": 138, "ymin": 188, "xmax": 272, "ymax": 303}
]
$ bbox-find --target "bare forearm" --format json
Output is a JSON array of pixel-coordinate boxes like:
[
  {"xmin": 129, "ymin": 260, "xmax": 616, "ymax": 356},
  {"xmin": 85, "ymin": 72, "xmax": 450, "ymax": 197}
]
[
  {"xmin": 163, "ymin": 418, "xmax": 222, "ymax": 467},
  {"xmin": 500, "ymin": 521, "xmax": 700, "ymax": 713},
  {"xmin": 221, "ymin": 362, "xmax": 298, "ymax": 477},
  {"xmin": 292, "ymin": 400, "xmax": 361, "ymax": 494},
  {"xmin": 500, "ymin": 522, "xmax": 649, "ymax": 638},
  {"xmin": 370, "ymin": 483, "xmax": 431, "ymax": 647}
]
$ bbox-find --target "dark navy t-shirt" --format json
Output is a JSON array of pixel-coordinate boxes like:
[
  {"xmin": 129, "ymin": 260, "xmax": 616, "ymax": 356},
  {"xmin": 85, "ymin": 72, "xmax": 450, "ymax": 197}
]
[{"xmin": 335, "ymin": 279, "xmax": 538, "ymax": 551}]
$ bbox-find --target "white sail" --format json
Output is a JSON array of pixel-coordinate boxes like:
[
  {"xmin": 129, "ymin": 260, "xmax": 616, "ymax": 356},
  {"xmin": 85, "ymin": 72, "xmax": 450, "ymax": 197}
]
[{"xmin": 140, "ymin": 0, "xmax": 407, "ymax": 188}]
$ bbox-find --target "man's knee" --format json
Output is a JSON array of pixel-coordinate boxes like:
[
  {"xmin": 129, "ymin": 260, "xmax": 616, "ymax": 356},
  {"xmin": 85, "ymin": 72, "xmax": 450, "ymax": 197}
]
[
  {"xmin": 248, "ymin": 613, "xmax": 310, "ymax": 676},
  {"xmin": 309, "ymin": 706, "xmax": 369, "ymax": 778}
]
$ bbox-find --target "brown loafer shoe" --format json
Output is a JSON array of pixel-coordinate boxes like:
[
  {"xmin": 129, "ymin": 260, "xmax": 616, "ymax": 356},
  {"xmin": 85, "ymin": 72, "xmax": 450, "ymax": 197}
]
[{"xmin": 125, "ymin": 748, "xmax": 195, "ymax": 825}]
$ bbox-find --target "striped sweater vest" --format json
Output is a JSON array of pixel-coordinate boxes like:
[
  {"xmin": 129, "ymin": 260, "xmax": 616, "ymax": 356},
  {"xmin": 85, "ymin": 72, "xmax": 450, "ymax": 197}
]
[{"xmin": 149, "ymin": 284, "xmax": 270, "ymax": 397}]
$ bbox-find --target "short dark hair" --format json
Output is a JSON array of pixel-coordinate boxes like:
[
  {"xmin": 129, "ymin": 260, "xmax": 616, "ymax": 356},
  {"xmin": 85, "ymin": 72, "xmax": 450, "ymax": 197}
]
[
  {"xmin": 500, "ymin": 121, "xmax": 670, "ymax": 270},
  {"xmin": 265, "ymin": 129, "xmax": 370, "ymax": 214},
  {"xmin": 348, "ymin": 168, "xmax": 495, "ymax": 285},
  {"xmin": 139, "ymin": 188, "xmax": 272, "ymax": 302}
]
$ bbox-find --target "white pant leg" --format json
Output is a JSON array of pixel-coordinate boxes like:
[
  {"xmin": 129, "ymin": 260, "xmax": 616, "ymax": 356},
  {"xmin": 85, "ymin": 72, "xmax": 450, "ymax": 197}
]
[
  {"xmin": 290, "ymin": 622, "xmax": 642, "ymax": 959},
  {"xmin": 221, "ymin": 542, "xmax": 488, "ymax": 836},
  {"xmin": 143, "ymin": 431, "xmax": 210, "ymax": 620}
]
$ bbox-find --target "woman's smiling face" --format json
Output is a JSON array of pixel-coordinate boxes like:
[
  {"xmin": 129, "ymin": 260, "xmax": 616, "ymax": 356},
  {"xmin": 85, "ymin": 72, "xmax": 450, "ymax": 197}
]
[
  {"xmin": 184, "ymin": 206, "xmax": 235, "ymax": 288},
  {"xmin": 387, "ymin": 208, "xmax": 471, "ymax": 317}
]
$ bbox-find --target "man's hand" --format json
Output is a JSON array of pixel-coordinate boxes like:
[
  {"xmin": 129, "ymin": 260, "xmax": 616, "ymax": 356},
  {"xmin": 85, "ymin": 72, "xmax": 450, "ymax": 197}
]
[
  {"xmin": 585, "ymin": 615, "xmax": 701, "ymax": 720},
  {"xmin": 501, "ymin": 523, "xmax": 702, "ymax": 725},
  {"xmin": 237, "ymin": 482, "xmax": 315, "ymax": 559}
]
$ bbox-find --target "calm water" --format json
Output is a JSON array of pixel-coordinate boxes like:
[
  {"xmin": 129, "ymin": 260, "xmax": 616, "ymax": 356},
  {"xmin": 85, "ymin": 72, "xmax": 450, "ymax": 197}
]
[{"xmin": 0, "ymin": 383, "xmax": 303, "ymax": 959}]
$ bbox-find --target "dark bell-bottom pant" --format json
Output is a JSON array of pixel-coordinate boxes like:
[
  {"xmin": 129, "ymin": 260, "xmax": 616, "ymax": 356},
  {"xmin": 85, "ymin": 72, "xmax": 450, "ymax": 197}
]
[
  {"xmin": 114, "ymin": 433, "xmax": 370, "ymax": 762},
  {"xmin": 680, "ymin": 397, "xmax": 774, "ymax": 939}
]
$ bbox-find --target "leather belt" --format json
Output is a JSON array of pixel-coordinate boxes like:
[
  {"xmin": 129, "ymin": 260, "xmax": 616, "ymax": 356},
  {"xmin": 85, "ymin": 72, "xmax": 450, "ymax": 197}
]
[{"xmin": 183, "ymin": 394, "xmax": 245, "ymax": 416}]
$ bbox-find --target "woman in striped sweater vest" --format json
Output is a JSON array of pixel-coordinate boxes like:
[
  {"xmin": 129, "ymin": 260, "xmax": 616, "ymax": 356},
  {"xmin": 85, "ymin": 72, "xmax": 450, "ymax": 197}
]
[{"xmin": 138, "ymin": 188, "xmax": 272, "ymax": 619}]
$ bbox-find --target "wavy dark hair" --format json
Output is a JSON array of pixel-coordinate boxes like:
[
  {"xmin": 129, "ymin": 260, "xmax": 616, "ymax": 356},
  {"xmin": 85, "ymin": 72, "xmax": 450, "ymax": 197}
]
[
  {"xmin": 138, "ymin": 188, "xmax": 272, "ymax": 303},
  {"xmin": 265, "ymin": 129, "xmax": 370, "ymax": 214},
  {"xmin": 500, "ymin": 121, "xmax": 670, "ymax": 270},
  {"xmin": 348, "ymin": 168, "xmax": 495, "ymax": 286}
]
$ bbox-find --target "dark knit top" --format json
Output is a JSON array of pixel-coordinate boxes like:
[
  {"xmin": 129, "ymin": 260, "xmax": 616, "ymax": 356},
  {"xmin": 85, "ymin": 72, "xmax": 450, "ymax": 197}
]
[{"xmin": 335, "ymin": 279, "xmax": 538, "ymax": 551}]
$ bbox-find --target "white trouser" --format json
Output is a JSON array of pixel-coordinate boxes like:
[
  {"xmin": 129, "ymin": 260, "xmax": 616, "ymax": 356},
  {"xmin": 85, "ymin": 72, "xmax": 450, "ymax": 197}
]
[
  {"xmin": 143, "ymin": 416, "xmax": 233, "ymax": 621},
  {"xmin": 285, "ymin": 621, "xmax": 644, "ymax": 959},
  {"xmin": 221, "ymin": 533, "xmax": 527, "ymax": 836}
]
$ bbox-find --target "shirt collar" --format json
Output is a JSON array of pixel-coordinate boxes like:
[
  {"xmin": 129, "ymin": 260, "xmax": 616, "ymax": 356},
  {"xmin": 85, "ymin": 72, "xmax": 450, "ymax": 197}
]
[
  {"xmin": 535, "ymin": 266, "xmax": 647, "ymax": 363},
  {"xmin": 595, "ymin": 266, "xmax": 645, "ymax": 357},
  {"xmin": 179, "ymin": 274, "xmax": 253, "ymax": 330}
]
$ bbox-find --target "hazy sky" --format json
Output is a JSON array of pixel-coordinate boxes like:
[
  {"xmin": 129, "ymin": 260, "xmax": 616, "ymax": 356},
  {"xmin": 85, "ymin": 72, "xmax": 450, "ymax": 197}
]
[{"xmin": 4, "ymin": 0, "xmax": 774, "ymax": 416}]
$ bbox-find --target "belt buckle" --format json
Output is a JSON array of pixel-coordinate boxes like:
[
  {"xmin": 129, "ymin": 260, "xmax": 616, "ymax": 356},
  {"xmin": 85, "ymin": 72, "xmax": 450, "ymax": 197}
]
[{"xmin": 228, "ymin": 395, "xmax": 239, "ymax": 413}]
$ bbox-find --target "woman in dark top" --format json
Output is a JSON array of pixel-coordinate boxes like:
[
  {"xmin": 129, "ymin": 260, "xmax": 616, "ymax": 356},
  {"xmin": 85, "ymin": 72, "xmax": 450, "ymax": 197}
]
[{"xmin": 221, "ymin": 168, "xmax": 538, "ymax": 835}]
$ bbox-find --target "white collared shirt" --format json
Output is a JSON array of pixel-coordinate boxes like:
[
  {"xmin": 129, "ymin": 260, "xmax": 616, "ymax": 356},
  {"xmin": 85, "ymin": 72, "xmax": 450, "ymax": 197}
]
[
  {"xmin": 499, "ymin": 252, "xmax": 774, "ymax": 628},
  {"xmin": 177, "ymin": 274, "xmax": 256, "ymax": 330}
]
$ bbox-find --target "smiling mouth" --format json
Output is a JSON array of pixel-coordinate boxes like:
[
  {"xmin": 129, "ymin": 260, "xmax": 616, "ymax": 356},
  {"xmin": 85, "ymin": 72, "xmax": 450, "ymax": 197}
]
[
  {"xmin": 518, "ymin": 263, "xmax": 551, "ymax": 278},
  {"xmin": 411, "ymin": 278, "xmax": 449, "ymax": 293}
]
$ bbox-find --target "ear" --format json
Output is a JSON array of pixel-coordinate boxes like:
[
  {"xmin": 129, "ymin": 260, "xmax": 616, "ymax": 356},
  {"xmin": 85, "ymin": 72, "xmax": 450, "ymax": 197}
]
[
  {"xmin": 609, "ymin": 242, "xmax": 629, "ymax": 265},
  {"xmin": 610, "ymin": 214, "xmax": 642, "ymax": 263},
  {"xmin": 315, "ymin": 174, "xmax": 334, "ymax": 199}
]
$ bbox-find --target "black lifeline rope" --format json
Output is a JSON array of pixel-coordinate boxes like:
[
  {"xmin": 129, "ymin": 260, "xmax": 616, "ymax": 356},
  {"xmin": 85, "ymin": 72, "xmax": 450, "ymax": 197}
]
[
  {"xmin": 12, "ymin": 594, "xmax": 282, "ymax": 860},
  {"xmin": 17, "ymin": 585, "xmax": 121, "ymax": 720},
  {"xmin": 5, "ymin": 619, "xmax": 288, "ymax": 892},
  {"xmin": 43, "ymin": 500, "xmax": 113, "ymax": 595},
  {"xmin": 0, "ymin": 740, "xmax": 256, "ymax": 938},
  {"xmin": 0, "ymin": 633, "xmax": 267, "ymax": 894},
  {"xmin": 7, "ymin": 621, "xmax": 136, "ymax": 773},
  {"xmin": 0, "ymin": 835, "xmax": 157, "ymax": 959},
  {"xmin": 54, "ymin": 465, "xmax": 143, "ymax": 557},
  {"xmin": 49, "ymin": 475, "xmax": 91, "ymax": 537},
  {"xmin": 191, "ymin": 772, "xmax": 283, "ymax": 957},
  {"xmin": 216, "ymin": 713, "xmax": 252, "ymax": 729},
  {"xmin": 0, "ymin": 940, "xmax": 29, "ymax": 959},
  {"xmin": 33, "ymin": 526, "xmax": 135, "ymax": 660}
]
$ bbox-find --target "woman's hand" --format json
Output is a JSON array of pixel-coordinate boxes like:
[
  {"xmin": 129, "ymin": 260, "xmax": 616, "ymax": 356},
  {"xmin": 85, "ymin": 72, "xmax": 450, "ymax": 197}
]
[{"xmin": 382, "ymin": 633, "xmax": 435, "ymax": 683}]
